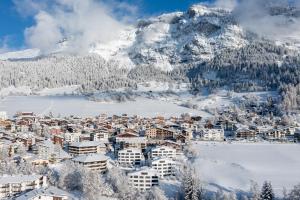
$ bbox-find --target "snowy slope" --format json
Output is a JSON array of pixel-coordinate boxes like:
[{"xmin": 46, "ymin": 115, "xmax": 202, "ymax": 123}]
[
  {"xmin": 0, "ymin": 49, "xmax": 40, "ymax": 60},
  {"xmin": 0, "ymin": 5, "xmax": 247, "ymax": 71},
  {"xmin": 1, "ymin": 3, "xmax": 299, "ymax": 72},
  {"xmin": 192, "ymin": 141, "xmax": 300, "ymax": 196}
]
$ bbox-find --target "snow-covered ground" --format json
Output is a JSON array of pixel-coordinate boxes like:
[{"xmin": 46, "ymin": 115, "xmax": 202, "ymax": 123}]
[
  {"xmin": 0, "ymin": 96, "xmax": 210, "ymax": 118},
  {"xmin": 0, "ymin": 81, "xmax": 278, "ymax": 119},
  {"xmin": 191, "ymin": 141, "xmax": 300, "ymax": 196}
]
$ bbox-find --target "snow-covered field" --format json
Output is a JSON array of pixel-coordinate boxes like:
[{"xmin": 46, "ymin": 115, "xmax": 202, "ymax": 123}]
[
  {"xmin": 0, "ymin": 96, "xmax": 210, "ymax": 118},
  {"xmin": 192, "ymin": 141, "xmax": 300, "ymax": 196}
]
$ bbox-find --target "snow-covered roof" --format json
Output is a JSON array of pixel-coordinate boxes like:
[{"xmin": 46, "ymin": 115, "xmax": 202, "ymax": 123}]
[
  {"xmin": 0, "ymin": 174, "xmax": 42, "ymax": 184},
  {"xmin": 72, "ymin": 153, "xmax": 108, "ymax": 163},
  {"xmin": 152, "ymin": 157, "xmax": 175, "ymax": 164},
  {"xmin": 15, "ymin": 186, "xmax": 78, "ymax": 200},
  {"xmin": 118, "ymin": 148, "xmax": 142, "ymax": 154},
  {"xmin": 116, "ymin": 137, "xmax": 147, "ymax": 143},
  {"xmin": 152, "ymin": 145, "xmax": 176, "ymax": 152},
  {"xmin": 128, "ymin": 167, "xmax": 158, "ymax": 176},
  {"xmin": 69, "ymin": 141, "xmax": 103, "ymax": 147}
]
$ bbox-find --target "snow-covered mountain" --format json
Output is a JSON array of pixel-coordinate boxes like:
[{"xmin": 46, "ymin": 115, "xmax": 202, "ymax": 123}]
[
  {"xmin": 0, "ymin": 5, "xmax": 251, "ymax": 70},
  {"xmin": 1, "ymin": 4, "xmax": 300, "ymax": 95}
]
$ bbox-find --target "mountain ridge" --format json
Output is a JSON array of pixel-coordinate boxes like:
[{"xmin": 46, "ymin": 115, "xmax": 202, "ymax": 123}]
[{"xmin": 1, "ymin": 4, "xmax": 300, "ymax": 98}]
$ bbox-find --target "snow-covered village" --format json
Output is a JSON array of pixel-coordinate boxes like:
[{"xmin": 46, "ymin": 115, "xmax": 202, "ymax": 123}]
[
  {"xmin": 0, "ymin": 106, "xmax": 299, "ymax": 199},
  {"xmin": 2, "ymin": 0, "xmax": 300, "ymax": 199}
]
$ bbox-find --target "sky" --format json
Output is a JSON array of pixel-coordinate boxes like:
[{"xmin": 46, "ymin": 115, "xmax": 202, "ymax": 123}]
[
  {"xmin": 1, "ymin": 0, "xmax": 299, "ymax": 53},
  {"xmin": 0, "ymin": 0, "xmax": 205, "ymax": 50}
]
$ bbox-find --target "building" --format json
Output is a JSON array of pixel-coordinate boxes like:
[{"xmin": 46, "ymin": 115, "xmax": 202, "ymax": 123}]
[
  {"xmin": 15, "ymin": 186, "xmax": 77, "ymax": 200},
  {"xmin": 91, "ymin": 130, "xmax": 109, "ymax": 142},
  {"xmin": 37, "ymin": 140, "xmax": 71, "ymax": 162},
  {"xmin": 0, "ymin": 175, "xmax": 47, "ymax": 198},
  {"xmin": 64, "ymin": 132, "xmax": 81, "ymax": 143},
  {"xmin": 118, "ymin": 148, "xmax": 144, "ymax": 167},
  {"xmin": 0, "ymin": 112, "xmax": 7, "ymax": 121},
  {"xmin": 116, "ymin": 137, "xmax": 147, "ymax": 151},
  {"xmin": 236, "ymin": 128, "xmax": 257, "ymax": 139},
  {"xmin": 145, "ymin": 127, "xmax": 174, "ymax": 140},
  {"xmin": 72, "ymin": 153, "xmax": 108, "ymax": 172},
  {"xmin": 151, "ymin": 157, "xmax": 176, "ymax": 178},
  {"xmin": 128, "ymin": 167, "xmax": 159, "ymax": 191},
  {"xmin": 151, "ymin": 146, "xmax": 177, "ymax": 159},
  {"xmin": 200, "ymin": 128, "xmax": 224, "ymax": 141},
  {"xmin": 68, "ymin": 141, "xmax": 105, "ymax": 157}
]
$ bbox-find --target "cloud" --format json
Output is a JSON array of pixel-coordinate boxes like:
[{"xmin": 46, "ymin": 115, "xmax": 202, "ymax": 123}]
[
  {"xmin": 213, "ymin": 0, "xmax": 238, "ymax": 11},
  {"xmin": 14, "ymin": 0, "xmax": 136, "ymax": 53},
  {"xmin": 232, "ymin": 0, "xmax": 300, "ymax": 40},
  {"xmin": 25, "ymin": 11, "xmax": 62, "ymax": 52}
]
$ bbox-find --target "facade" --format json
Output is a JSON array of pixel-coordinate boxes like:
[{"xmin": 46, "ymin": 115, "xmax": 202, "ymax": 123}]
[
  {"xmin": 236, "ymin": 129, "xmax": 257, "ymax": 139},
  {"xmin": 118, "ymin": 148, "xmax": 144, "ymax": 167},
  {"xmin": 151, "ymin": 146, "xmax": 177, "ymax": 159},
  {"xmin": 64, "ymin": 132, "xmax": 81, "ymax": 143},
  {"xmin": 151, "ymin": 157, "xmax": 176, "ymax": 178},
  {"xmin": 68, "ymin": 141, "xmax": 104, "ymax": 157},
  {"xmin": 37, "ymin": 140, "xmax": 71, "ymax": 162},
  {"xmin": 116, "ymin": 137, "xmax": 147, "ymax": 151},
  {"xmin": 128, "ymin": 167, "xmax": 159, "ymax": 191},
  {"xmin": 145, "ymin": 128, "xmax": 157, "ymax": 139},
  {"xmin": 201, "ymin": 128, "xmax": 224, "ymax": 141},
  {"xmin": 72, "ymin": 153, "xmax": 108, "ymax": 172},
  {"xmin": 0, "ymin": 175, "xmax": 47, "ymax": 198},
  {"xmin": 145, "ymin": 127, "xmax": 174, "ymax": 140},
  {"xmin": 15, "ymin": 186, "xmax": 77, "ymax": 200},
  {"xmin": 91, "ymin": 131, "xmax": 109, "ymax": 142}
]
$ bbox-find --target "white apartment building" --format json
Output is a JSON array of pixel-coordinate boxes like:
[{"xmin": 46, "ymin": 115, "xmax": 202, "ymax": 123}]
[
  {"xmin": 0, "ymin": 175, "xmax": 47, "ymax": 198},
  {"xmin": 91, "ymin": 131, "xmax": 109, "ymax": 142},
  {"xmin": 128, "ymin": 167, "xmax": 159, "ymax": 191},
  {"xmin": 201, "ymin": 128, "xmax": 224, "ymax": 141},
  {"xmin": 151, "ymin": 157, "xmax": 176, "ymax": 178},
  {"xmin": 151, "ymin": 146, "xmax": 177, "ymax": 159},
  {"xmin": 72, "ymin": 153, "xmax": 108, "ymax": 172},
  {"xmin": 15, "ymin": 186, "xmax": 77, "ymax": 200},
  {"xmin": 118, "ymin": 148, "xmax": 144, "ymax": 167},
  {"xmin": 64, "ymin": 132, "xmax": 81, "ymax": 143}
]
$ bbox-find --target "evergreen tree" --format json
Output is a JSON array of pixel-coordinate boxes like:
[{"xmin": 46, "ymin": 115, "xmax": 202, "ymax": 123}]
[
  {"xmin": 182, "ymin": 166, "xmax": 203, "ymax": 200},
  {"xmin": 260, "ymin": 181, "xmax": 275, "ymax": 200}
]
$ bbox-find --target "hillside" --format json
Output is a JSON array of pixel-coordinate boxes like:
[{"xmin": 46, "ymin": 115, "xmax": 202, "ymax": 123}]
[{"xmin": 0, "ymin": 4, "xmax": 300, "ymax": 100}]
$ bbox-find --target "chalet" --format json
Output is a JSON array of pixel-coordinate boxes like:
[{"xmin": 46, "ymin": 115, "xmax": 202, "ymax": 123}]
[
  {"xmin": 145, "ymin": 127, "xmax": 175, "ymax": 140},
  {"xmin": 52, "ymin": 135, "xmax": 64, "ymax": 147},
  {"xmin": 236, "ymin": 128, "xmax": 257, "ymax": 139}
]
